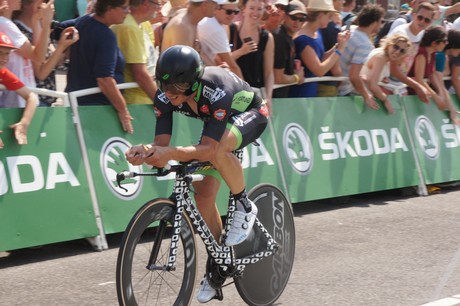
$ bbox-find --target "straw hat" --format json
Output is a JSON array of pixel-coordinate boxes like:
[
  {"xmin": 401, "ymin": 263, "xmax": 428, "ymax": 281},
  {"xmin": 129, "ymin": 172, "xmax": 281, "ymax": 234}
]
[
  {"xmin": 161, "ymin": 0, "xmax": 189, "ymax": 18},
  {"xmin": 307, "ymin": 0, "xmax": 337, "ymax": 12}
]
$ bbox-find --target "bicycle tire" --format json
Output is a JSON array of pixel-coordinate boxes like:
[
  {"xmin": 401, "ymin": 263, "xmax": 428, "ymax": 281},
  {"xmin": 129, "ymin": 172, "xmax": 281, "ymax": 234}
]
[
  {"xmin": 234, "ymin": 184, "xmax": 296, "ymax": 306},
  {"xmin": 116, "ymin": 198, "xmax": 197, "ymax": 306}
]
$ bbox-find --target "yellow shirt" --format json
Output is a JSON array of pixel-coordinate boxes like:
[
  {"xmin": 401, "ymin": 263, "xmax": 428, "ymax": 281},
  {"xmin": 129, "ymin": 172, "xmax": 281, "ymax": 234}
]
[{"xmin": 112, "ymin": 15, "xmax": 156, "ymax": 104}]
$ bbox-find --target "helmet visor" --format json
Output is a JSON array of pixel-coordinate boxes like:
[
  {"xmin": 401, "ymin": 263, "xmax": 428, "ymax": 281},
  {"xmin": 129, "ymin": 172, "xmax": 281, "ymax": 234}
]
[{"xmin": 156, "ymin": 80, "xmax": 192, "ymax": 95}]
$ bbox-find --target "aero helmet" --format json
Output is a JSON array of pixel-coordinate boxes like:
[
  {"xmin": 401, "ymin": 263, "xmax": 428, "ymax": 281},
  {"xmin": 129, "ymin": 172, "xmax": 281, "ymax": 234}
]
[{"xmin": 155, "ymin": 45, "xmax": 204, "ymax": 96}]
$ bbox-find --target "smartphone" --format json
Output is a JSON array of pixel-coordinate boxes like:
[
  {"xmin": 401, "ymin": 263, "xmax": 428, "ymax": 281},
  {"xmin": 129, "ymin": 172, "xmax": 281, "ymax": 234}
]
[
  {"xmin": 243, "ymin": 37, "xmax": 253, "ymax": 43},
  {"xmin": 345, "ymin": 22, "xmax": 351, "ymax": 31}
]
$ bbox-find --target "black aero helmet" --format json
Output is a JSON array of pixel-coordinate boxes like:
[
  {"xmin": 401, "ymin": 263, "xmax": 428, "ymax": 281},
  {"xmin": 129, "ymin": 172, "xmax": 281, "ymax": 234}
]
[{"xmin": 155, "ymin": 45, "xmax": 204, "ymax": 96}]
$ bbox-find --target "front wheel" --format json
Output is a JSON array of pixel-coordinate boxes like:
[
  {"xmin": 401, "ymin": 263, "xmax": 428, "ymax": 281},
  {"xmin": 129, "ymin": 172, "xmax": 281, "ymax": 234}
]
[
  {"xmin": 116, "ymin": 198, "xmax": 197, "ymax": 306},
  {"xmin": 234, "ymin": 184, "xmax": 296, "ymax": 306}
]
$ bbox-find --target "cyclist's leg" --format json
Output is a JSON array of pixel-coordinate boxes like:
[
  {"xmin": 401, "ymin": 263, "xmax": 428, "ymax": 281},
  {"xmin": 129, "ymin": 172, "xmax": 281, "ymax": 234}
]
[{"xmin": 193, "ymin": 176, "xmax": 223, "ymax": 241}]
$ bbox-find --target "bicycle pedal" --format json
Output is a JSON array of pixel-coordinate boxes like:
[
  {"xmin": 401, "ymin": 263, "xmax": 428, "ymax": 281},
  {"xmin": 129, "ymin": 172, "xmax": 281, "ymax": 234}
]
[{"xmin": 214, "ymin": 287, "xmax": 223, "ymax": 301}]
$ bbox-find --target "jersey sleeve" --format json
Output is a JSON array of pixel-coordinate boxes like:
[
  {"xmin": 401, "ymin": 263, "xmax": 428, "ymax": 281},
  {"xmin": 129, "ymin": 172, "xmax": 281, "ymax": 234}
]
[{"xmin": 153, "ymin": 91, "xmax": 174, "ymax": 136}]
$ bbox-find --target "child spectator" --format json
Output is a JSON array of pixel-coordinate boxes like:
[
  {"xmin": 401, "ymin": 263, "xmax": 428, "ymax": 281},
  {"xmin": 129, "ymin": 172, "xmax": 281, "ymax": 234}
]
[
  {"xmin": 0, "ymin": 32, "xmax": 38, "ymax": 147},
  {"xmin": 361, "ymin": 34, "xmax": 412, "ymax": 113},
  {"xmin": 290, "ymin": 0, "xmax": 350, "ymax": 98},
  {"xmin": 408, "ymin": 25, "xmax": 460, "ymax": 124},
  {"xmin": 337, "ymin": 4, "xmax": 385, "ymax": 111}
]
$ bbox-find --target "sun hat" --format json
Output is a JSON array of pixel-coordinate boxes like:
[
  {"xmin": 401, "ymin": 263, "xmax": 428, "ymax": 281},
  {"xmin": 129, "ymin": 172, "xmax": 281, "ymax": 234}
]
[
  {"xmin": 0, "ymin": 33, "xmax": 17, "ymax": 49},
  {"xmin": 287, "ymin": 0, "xmax": 307, "ymax": 15},
  {"xmin": 307, "ymin": 0, "xmax": 337, "ymax": 12},
  {"xmin": 161, "ymin": 0, "xmax": 188, "ymax": 18}
]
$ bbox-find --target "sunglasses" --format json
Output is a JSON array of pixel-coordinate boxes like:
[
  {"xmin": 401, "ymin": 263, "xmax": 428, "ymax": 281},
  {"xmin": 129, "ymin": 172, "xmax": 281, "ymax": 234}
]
[
  {"xmin": 289, "ymin": 15, "xmax": 307, "ymax": 22},
  {"xmin": 416, "ymin": 15, "xmax": 432, "ymax": 23},
  {"xmin": 436, "ymin": 38, "xmax": 448, "ymax": 44},
  {"xmin": 392, "ymin": 44, "xmax": 408, "ymax": 54},
  {"xmin": 220, "ymin": 8, "xmax": 240, "ymax": 15}
]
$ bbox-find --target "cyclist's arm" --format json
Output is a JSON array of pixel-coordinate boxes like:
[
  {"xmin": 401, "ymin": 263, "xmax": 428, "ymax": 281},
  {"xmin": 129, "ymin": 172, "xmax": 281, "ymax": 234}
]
[{"xmin": 153, "ymin": 134, "xmax": 171, "ymax": 147}]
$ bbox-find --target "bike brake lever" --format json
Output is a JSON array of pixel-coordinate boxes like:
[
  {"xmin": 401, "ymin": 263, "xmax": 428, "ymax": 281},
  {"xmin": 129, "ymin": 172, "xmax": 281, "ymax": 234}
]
[{"xmin": 116, "ymin": 171, "xmax": 136, "ymax": 192}]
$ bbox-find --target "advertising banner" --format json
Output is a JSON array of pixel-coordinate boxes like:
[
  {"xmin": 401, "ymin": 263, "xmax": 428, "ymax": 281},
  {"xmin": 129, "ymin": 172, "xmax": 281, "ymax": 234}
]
[
  {"xmin": 271, "ymin": 96, "xmax": 421, "ymax": 203},
  {"xmin": 0, "ymin": 107, "xmax": 98, "ymax": 251},
  {"xmin": 402, "ymin": 95, "xmax": 460, "ymax": 184}
]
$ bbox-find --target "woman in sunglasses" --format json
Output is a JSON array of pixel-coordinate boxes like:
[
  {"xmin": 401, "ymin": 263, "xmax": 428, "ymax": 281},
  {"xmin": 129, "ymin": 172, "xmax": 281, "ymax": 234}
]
[
  {"xmin": 408, "ymin": 25, "xmax": 460, "ymax": 125},
  {"xmin": 360, "ymin": 34, "xmax": 412, "ymax": 114}
]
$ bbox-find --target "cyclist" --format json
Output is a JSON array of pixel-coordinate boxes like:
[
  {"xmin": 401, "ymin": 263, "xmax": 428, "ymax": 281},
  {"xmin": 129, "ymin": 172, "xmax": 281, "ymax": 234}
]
[{"xmin": 125, "ymin": 45, "xmax": 268, "ymax": 303}]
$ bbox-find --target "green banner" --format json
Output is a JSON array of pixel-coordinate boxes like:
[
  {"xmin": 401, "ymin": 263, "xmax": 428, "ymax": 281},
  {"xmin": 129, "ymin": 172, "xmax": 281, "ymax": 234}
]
[
  {"xmin": 271, "ymin": 95, "xmax": 421, "ymax": 203},
  {"xmin": 0, "ymin": 107, "xmax": 98, "ymax": 251},
  {"xmin": 402, "ymin": 94, "xmax": 460, "ymax": 184}
]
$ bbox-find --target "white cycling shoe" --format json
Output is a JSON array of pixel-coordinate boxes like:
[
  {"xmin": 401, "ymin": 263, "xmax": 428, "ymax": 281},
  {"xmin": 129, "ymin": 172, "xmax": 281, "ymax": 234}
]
[
  {"xmin": 224, "ymin": 200, "xmax": 258, "ymax": 246},
  {"xmin": 197, "ymin": 277, "xmax": 217, "ymax": 303}
]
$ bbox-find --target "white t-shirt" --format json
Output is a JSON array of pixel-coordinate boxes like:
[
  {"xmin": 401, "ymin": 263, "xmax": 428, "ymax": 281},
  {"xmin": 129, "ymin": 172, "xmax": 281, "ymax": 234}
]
[
  {"xmin": 360, "ymin": 48, "xmax": 390, "ymax": 83},
  {"xmin": 453, "ymin": 16, "xmax": 460, "ymax": 30},
  {"xmin": 389, "ymin": 23, "xmax": 424, "ymax": 75},
  {"xmin": 197, "ymin": 17, "xmax": 231, "ymax": 66},
  {"xmin": 0, "ymin": 17, "xmax": 36, "ymax": 108}
]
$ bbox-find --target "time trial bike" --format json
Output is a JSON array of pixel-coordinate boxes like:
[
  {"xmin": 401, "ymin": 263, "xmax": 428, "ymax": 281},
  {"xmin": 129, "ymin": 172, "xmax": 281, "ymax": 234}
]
[{"xmin": 115, "ymin": 150, "xmax": 296, "ymax": 305}]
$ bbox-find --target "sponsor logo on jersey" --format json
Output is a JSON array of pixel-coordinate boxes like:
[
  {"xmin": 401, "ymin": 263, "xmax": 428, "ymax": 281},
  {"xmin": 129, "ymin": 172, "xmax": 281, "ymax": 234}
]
[
  {"xmin": 200, "ymin": 104, "xmax": 210, "ymax": 115},
  {"xmin": 158, "ymin": 92, "xmax": 170, "ymax": 104},
  {"xmin": 214, "ymin": 109, "xmax": 226, "ymax": 120},
  {"xmin": 203, "ymin": 85, "xmax": 226, "ymax": 103},
  {"xmin": 259, "ymin": 105, "xmax": 268, "ymax": 117}
]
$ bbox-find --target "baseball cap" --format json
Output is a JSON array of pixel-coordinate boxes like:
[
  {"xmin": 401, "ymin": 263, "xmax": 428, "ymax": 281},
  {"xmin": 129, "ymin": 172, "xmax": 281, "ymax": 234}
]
[
  {"xmin": 190, "ymin": 0, "xmax": 222, "ymax": 3},
  {"xmin": 218, "ymin": 0, "xmax": 239, "ymax": 5},
  {"xmin": 287, "ymin": 0, "xmax": 307, "ymax": 15},
  {"xmin": 0, "ymin": 33, "xmax": 17, "ymax": 49}
]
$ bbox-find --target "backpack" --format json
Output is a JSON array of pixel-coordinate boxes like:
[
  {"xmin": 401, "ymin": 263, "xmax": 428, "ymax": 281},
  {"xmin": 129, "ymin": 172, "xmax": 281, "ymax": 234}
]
[{"xmin": 374, "ymin": 14, "xmax": 411, "ymax": 47}]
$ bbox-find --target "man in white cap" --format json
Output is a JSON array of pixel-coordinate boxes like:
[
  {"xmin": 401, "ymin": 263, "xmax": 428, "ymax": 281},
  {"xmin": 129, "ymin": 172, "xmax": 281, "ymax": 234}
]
[
  {"xmin": 161, "ymin": 0, "xmax": 221, "ymax": 51},
  {"xmin": 112, "ymin": 0, "xmax": 163, "ymax": 105},
  {"xmin": 197, "ymin": 0, "xmax": 243, "ymax": 78},
  {"xmin": 273, "ymin": 0, "xmax": 306, "ymax": 98}
]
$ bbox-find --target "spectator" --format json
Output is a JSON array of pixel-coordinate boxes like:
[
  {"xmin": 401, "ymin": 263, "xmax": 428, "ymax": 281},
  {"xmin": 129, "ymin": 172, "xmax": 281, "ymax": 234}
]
[
  {"xmin": 60, "ymin": 0, "xmax": 134, "ymax": 134},
  {"xmin": 388, "ymin": 1, "xmax": 436, "ymax": 103},
  {"xmin": 337, "ymin": 3, "xmax": 385, "ymax": 112},
  {"xmin": 0, "ymin": 0, "xmax": 53, "ymax": 108},
  {"xmin": 13, "ymin": 0, "xmax": 78, "ymax": 106},
  {"xmin": 290, "ymin": 0, "xmax": 350, "ymax": 98},
  {"xmin": 318, "ymin": 0, "xmax": 345, "ymax": 96},
  {"xmin": 430, "ymin": 0, "xmax": 460, "ymax": 26},
  {"xmin": 361, "ymin": 34, "xmax": 412, "ymax": 113},
  {"xmin": 197, "ymin": 0, "xmax": 243, "ymax": 78},
  {"xmin": 389, "ymin": 0, "xmax": 426, "ymax": 33},
  {"xmin": 112, "ymin": 0, "xmax": 162, "ymax": 105},
  {"xmin": 408, "ymin": 25, "xmax": 460, "ymax": 124},
  {"xmin": 263, "ymin": 3, "xmax": 285, "ymax": 33},
  {"xmin": 446, "ymin": 29, "xmax": 460, "ymax": 98},
  {"xmin": 161, "ymin": 0, "xmax": 220, "ymax": 51},
  {"xmin": 155, "ymin": 0, "xmax": 188, "ymax": 52},
  {"xmin": 229, "ymin": 0, "xmax": 274, "ymax": 113},
  {"xmin": 340, "ymin": 0, "xmax": 355, "ymax": 26},
  {"xmin": 0, "ymin": 32, "xmax": 38, "ymax": 147},
  {"xmin": 272, "ymin": 0, "xmax": 306, "ymax": 98}
]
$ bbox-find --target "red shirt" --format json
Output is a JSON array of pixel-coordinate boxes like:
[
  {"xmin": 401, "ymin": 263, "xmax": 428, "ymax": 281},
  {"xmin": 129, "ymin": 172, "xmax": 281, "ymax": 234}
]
[{"xmin": 0, "ymin": 67, "xmax": 24, "ymax": 91}]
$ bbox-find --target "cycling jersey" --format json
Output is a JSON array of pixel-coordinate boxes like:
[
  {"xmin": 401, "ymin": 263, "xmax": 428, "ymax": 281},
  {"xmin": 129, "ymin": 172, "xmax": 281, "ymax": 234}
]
[{"xmin": 153, "ymin": 66, "xmax": 268, "ymax": 144}]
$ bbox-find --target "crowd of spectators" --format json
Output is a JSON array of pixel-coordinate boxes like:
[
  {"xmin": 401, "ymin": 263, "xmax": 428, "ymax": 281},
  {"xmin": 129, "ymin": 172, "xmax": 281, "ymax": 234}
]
[{"xmin": 2, "ymin": 0, "xmax": 460, "ymax": 148}]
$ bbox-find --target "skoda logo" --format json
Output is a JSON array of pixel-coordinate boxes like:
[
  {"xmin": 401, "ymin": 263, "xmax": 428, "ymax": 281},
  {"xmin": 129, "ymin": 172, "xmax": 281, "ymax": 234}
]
[
  {"xmin": 283, "ymin": 123, "xmax": 313, "ymax": 175},
  {"xmin": 414, "ymin": 116, "xmax": 439, "ymax": 160},
  {"xmin": 100, "ymin": 137, "xmax": 142, "ymax": 199}
]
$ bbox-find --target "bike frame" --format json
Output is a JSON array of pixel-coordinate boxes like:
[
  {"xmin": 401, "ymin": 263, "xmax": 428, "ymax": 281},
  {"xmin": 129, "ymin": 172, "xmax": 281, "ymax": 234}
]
[{"xmin": 165, "ymin": 160, "xmax": 279, "ymax": 275}]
